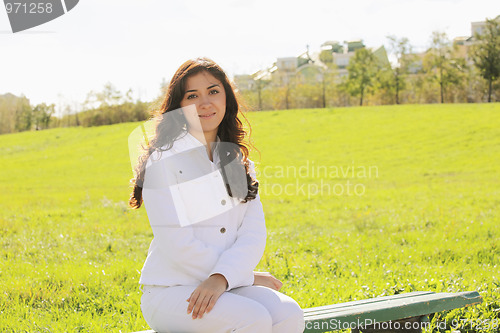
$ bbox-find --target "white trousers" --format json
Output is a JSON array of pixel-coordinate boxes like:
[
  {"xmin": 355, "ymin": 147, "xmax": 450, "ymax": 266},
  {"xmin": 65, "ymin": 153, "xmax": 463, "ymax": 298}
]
[{"xmin": 141, "ymin": 284, "xmax": 305, "ymax": 333}]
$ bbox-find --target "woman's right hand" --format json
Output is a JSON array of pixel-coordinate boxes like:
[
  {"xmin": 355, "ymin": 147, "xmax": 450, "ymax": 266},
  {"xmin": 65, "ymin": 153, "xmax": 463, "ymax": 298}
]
[
  {"xmin": 253, "ymin": 271, "xmax": 283, "ymax": 291},
  {"xmin": 186, "ymin": 273, "xmax": 228, "ymax": 319}
]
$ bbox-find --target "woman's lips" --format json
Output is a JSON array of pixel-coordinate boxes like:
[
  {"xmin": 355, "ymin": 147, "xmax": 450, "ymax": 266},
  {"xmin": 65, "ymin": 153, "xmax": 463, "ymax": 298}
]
[{"xmin": 199, "ymin": 112, "xmax": 216, "ymax": 119}]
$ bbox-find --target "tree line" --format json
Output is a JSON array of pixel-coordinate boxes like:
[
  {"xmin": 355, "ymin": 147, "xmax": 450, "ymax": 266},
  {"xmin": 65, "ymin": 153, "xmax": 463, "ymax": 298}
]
[
  {"xmin": 239, "ymin": 20, "xmax": 500, "ymax": 110},
  {"xmin": 0, "ymin": 20, "xmax": 498, "ymax": 135},
  {"xmin": 0, "ymin": 83, "xmax": 151, "ymax": 135}
]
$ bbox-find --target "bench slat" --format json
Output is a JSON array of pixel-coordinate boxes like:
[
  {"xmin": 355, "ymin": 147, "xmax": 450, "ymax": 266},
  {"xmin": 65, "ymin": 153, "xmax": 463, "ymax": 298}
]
[
  {"xmin": 303, "ymin": 291, "xmax": 482, "ymax": 332},
  {"xmin": 304, "ymin": 291, "xmax": 435, "ymax": 314}
]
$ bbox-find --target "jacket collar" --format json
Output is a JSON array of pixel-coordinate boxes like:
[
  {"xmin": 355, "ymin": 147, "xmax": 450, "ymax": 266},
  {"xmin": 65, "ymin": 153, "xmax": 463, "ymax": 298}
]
[{"xmin": 171, "ymin": 130, "xmax": 221, "ymax": 165}]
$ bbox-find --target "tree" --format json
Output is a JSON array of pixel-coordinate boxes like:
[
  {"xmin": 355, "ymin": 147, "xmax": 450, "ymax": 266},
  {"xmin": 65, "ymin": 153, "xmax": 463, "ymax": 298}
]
[
  {"xmin": 387, "ymin": 36, "xmax": 413, "ymax": 104},
  {"xmin": 0, "ymin": 93, "xmax": 31, "ymax": 134},
  {"xmin": 426, "ymin": 31, "xmax": 448, "ymax": 103},
  {"xmin": 252, "ymin": 71, "xmax": 271, "ymax": 111},
  {"xmin": 423, "ymin": 31, "xmax": 467, "ymax": 103},
  {"xmin": 346, "ymin": 48, "xmax": 378, "ymax": 106},
  {"xmin": 320, "ymin": 63, "xmax": 338, "ymax": 108},
  {"xmin": 14, "ymin": 97, "xmax": 32, "ymax": 132},
  {"xmin": 32, "ymin": 103, "xmax": 55, "ymax": 130},
  {"xmin": 256, "ymin": 78, "xmax": 264, "ymax": 111},
  {"xmin": 472, "ymin": 18, "xmax": 500, "ymax": 102},
  {"xmin": 96, "ymin": 82, "xmax": 123, "ymax": 107}
]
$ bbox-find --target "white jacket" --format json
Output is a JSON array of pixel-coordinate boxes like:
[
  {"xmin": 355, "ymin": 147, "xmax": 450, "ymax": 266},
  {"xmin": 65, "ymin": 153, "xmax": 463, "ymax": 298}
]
[{"xmin": 139, "ymin": 131, "xmax": 266, "ymax": 291}]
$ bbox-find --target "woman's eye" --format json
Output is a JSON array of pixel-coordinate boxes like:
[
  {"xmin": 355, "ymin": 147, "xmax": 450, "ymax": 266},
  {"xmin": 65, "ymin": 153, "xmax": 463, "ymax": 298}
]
[
  {"xmin": 186, "ymin": 94, "xmax": 197, "ymax": 100},
  {"xmin": 209, "ymin": 89, "xmax": 219, "ymax": 95}
]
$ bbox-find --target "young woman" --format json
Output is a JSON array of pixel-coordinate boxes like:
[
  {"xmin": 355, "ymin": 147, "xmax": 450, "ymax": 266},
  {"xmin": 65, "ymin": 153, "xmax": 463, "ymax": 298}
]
[{"xmin": 129, "ymin": 57, "xmax": 305, "ymax": 333}]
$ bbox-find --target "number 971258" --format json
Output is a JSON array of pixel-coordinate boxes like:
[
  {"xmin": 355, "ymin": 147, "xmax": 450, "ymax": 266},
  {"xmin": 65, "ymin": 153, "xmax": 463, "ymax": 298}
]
[{"xmin": 5, "ymin": 2, "xmax": 53, "ymax": 14}]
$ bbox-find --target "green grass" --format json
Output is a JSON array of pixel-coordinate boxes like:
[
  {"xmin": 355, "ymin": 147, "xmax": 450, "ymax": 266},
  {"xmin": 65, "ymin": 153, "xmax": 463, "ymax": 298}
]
[{"xmin": 1, "ymin": 103, "xmax": 499, "ymax": 332}]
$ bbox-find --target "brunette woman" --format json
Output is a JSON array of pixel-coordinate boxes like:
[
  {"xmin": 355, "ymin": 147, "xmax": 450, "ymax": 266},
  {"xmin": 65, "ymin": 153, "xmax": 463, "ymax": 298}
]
[{"xmin": 129, "ymin": 57, "xmax": 305, "ymax": 333}]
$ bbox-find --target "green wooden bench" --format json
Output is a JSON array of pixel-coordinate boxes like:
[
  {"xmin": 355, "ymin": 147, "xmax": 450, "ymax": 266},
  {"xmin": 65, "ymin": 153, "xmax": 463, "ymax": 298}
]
[{"xmin": 132, "ymin": 290, "xmax": 482, "ymax": 333}]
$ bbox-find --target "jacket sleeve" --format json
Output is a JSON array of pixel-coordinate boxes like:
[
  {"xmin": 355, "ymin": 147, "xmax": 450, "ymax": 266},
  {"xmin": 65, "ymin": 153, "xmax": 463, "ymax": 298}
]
[
  {"xmin": 209, "ymin": 160, "xmax": 267, "ymax": 290},
  {"xmin": 142, "ymin": 153, "xmax": 220, "ymax": 283}
]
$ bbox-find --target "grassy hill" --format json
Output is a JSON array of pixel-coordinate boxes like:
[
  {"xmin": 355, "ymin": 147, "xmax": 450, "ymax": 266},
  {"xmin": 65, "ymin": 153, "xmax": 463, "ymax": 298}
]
[{"xmin": 0, "ymin": 103, "xmax": 499, "ymax": 332}]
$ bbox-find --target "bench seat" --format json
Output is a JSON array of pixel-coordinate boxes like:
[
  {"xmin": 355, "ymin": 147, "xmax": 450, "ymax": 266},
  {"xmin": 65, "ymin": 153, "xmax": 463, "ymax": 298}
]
[{"xmin": 303, "ymin": 290, "xmax": 481, "ymax": 332}]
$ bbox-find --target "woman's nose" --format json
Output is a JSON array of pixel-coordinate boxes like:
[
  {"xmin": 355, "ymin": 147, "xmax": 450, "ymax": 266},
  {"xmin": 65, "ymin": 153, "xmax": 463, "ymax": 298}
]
[{"xmin": 199, "ymin": 95, "xmax": 211, "ymax": 109}]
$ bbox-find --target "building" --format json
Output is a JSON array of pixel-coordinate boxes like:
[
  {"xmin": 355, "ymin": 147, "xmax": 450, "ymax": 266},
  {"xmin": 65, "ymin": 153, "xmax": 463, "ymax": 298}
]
[
  {"xmin": 233, "ymin": 39, "xmax": 391, "ymax": 90},
  {"xmin": 457, "ymin": 15, "xmax": 500, "ymax": 65}
]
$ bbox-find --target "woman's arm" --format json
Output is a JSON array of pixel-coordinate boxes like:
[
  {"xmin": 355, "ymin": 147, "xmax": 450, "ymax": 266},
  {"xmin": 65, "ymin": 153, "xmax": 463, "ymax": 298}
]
[
  {"xmin": 208, "ymin": 192, "xmax": 267, "ymax": 290},
  {"xmin": 185, "ymin": 213, "xmax": 272, "ymax": 320},
  {"xmin": 208, "ymin": 160, "xmax": 267, "ymax": 291},
  {"xmin": 141, "ymin": 155, "xmax": 221, "ymax": 284},
  {"xmin": 186, "ymin": 161, "xmax": 267, "ymax": 319}
]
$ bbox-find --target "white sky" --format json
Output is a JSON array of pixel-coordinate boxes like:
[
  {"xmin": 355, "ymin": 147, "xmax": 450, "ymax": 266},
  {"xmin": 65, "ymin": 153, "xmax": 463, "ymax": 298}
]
[{"xmin": 1, "ymin": 0, "xmax": 499, "ymax": 112}]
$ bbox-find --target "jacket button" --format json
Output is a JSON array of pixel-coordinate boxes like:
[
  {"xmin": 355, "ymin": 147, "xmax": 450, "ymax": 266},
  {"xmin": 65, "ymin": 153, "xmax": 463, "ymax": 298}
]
[
  {"xmin": 220, "ymin": 227, "xmax": 226, "ymax": 234},
  {"xmin": 221, "ymin": 199, "xmax": 226, "ymax": 205},
  {"xmin": 179, "ymin": 170, "xmax": 182, "ymax": 174}
]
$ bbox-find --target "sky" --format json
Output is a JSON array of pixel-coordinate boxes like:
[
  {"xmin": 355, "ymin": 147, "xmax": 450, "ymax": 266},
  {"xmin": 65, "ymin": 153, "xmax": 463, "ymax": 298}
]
[{"xmin": 1, "ymin": 0, "xmax": 499, "ymax": 114}]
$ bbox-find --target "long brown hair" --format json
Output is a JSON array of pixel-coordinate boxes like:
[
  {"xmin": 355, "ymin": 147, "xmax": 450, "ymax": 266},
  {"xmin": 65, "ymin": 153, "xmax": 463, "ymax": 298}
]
[{"xmin": 129, "ymin": 57, "xmax": 258, "ymax": 209}]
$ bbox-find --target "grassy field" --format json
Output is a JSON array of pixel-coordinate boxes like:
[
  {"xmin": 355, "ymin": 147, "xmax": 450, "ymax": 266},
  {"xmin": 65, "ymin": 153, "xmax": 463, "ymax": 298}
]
[{"xmin": 0, "ymin": 103, "xmax": 499, "ymax": 332}]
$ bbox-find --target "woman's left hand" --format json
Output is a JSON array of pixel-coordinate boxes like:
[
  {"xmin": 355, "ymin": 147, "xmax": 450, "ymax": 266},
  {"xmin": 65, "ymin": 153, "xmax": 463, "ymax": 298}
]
[
  {"xmin": 253, "ymin": 271, "xmax": 283, "ymax": 291},
  {"xmin": 186, "ymin": 273, "xmax": 228, "ymax": 319}
]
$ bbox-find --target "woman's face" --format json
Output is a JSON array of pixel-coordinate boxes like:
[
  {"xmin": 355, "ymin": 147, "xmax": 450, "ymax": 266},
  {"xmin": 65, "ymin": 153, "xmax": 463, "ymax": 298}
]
[{"xmin": 180, "ymin": 71, "xmax": 226, "ymax": 137}]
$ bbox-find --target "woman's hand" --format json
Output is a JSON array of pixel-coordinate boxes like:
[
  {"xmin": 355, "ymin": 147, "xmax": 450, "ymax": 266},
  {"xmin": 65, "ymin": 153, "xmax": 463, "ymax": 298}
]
[
  {"xmin": 253, "ymin": 271, "xmax": 283, "ymax": 291},
  {"xmin": 186, "ymin": 273, "xmax": 227, "ymax": 319}
]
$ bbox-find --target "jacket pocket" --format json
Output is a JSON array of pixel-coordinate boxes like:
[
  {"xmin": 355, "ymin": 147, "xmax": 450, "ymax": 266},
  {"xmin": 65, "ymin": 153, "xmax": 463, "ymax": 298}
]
[{"xmin": 170, "ymin": 169, "xmax": 239, "ymax": 226}]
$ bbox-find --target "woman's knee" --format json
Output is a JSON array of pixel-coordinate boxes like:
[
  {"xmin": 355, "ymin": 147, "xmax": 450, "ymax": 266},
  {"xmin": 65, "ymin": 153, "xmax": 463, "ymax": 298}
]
[
  {"xmin": 230, "ymin": 286, "xmax": 304, "ymax": 332},
  {"xmin": 268, "ymin": 295, "xmax": 304, "ymax": 333},
  {"xmin": 281, "ymin": 295, "xmax": 303, "ymax": 315},
  {"xmin": 223, "ymin": 294, "xmax": 273, "ymax": 331}
]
